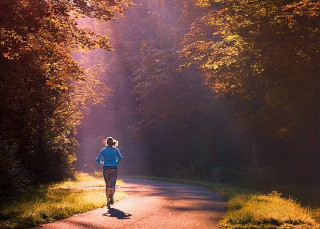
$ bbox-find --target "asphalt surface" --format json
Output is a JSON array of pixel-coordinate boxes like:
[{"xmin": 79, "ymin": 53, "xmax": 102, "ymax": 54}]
[{"xmin": 36, "ymin": 178, "xmax": 226, "ymax": 229}]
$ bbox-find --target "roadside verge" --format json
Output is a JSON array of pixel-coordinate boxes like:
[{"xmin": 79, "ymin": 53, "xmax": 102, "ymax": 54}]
[{"xmin": 0, "ymin": 172, "xmax": 126, "ymax": 228}]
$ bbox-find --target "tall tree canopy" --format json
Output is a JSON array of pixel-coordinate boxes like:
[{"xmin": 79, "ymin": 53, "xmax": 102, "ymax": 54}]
[
  {"xmin": 0, "ymin": 0, "xmax": 132, "ymax": 194},
  {"xmin": 182, "ymin": 0, "xmax": 320, "ymax": 181},
  {"xmin": 75, "ymin": 0, "xmax": 246, "ymax": 177}
]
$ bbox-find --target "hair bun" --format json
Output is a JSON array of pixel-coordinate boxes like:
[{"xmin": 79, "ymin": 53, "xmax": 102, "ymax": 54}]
[
  {"xmin": 106, "ymin": 137, "xmax": 119, "ymax": 147},
  {"xmin": 113, "ymin": 139, "xmax": 118, "ymax": 147}
]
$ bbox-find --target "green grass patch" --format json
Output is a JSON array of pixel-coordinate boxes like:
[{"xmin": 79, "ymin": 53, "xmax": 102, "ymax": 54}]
[
  {"xmin": 0, "ymin": 172, "xmax": 127, "ymax": 228},
  {"xmin": 220, "ymin": 192, "xmax": 315, "ymax": 228},
  {"xmin": 123, "ymin": 176, "xmax": 318, "ymax": 228}
]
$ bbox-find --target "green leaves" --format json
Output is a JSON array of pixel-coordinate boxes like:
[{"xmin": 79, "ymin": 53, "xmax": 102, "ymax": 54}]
[{"xmin": 182, "ymin": 0, "xmax": 320, "ymax": 140}]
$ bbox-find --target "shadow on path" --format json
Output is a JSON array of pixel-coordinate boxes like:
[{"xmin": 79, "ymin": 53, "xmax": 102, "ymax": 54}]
[
  {"xmin": 121, "ymin": 179, "xmax": 226, "ymax": 210},
  {"xmin": 102, "ymin": 208, "xmax": 132, "ymax": 220}
]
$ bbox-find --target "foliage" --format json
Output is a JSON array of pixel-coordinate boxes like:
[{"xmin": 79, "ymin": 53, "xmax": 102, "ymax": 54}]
[
  {"xmin": 0, "ymin": 141, "xmax": 31, "ymax": 196},
  {"xmin": 0, "ymin": 0, "xmax": 132, "ymax": 193},
  {"xmin": 181, "ymin": 0, "xmax": 320, "ymax": 181},
  {"xmin": 132, "ymin": 48, "xmax": 218, "ymax": 173},
  {"xmin": 81, "ymin": 0, "xmax": 245, "ymax": 177},
  {"xmin": 73, "ymin": 0, "xmax": 224, "ymax": 175},
  {"xmin": 73, "ymin": 0, "xmax": 320, "ymax": 184},
  {"xmin": 183, "ymin": 0, "xmax": 318, "ymax": 136}
]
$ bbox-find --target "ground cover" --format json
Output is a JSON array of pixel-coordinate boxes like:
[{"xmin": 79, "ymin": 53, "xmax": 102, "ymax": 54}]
[{"xmin": 0, "ymin": 172, "xmax": 126, "ymax": 228}]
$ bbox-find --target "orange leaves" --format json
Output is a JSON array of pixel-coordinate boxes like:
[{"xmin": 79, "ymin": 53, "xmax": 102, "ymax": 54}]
[
  {"xmin": 0, "ymin": 0, "xmax": 133, "ymax": 75},
  {"xmin": 196, "ymin": 0, "xmax": 212, "ymax": 7},
  {"xmin": 95, "ymin": 35, "xmax": 112, "ymax": 50},
  {"xmin": 195, "ymin": 0, "xmax": 228, "ymax": 7},
  {"xmin": 0, "ymin": 28, "xmax": 26, "ymax": 60},
  {"xmin": 0, "ymin": 0, "xmax": 136, "ymax": 186},
  {"xmin": 283, "ymin": 0, "xmax": 320, "ymax": 18},
  {"xmin": 280, "ymin": 0, "xmax": 320, "ymax": 28},
  {"xmin": 45, "ymin": 80, "xmax": 69, "ymax": 91},
  {"xmin": 181, "ymin": 40, "xmax": 214, "ymax": 69}
]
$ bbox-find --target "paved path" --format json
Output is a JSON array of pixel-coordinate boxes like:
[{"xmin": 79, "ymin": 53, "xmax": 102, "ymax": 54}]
[{"xmin": 36, "ymin": 179, "xmax": 226, "ymax": 229}]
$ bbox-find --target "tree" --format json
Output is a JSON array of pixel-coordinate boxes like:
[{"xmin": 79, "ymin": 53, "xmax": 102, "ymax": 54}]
[
  {"xmin": 0, "ymin": 0, "xmax": 132, "ymax": 192},
  {"xmin": 181, "ymin": 0, "xmax": 320, "ymax": 181}
]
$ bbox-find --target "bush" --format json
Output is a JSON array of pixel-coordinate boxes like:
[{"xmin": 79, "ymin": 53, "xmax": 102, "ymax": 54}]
[{"xmin": 0, "ymin": 140, "xmax": 31, "ymax": 197}]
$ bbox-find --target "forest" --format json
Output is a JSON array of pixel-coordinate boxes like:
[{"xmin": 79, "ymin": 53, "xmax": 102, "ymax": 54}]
[{"xmin": 1, "ymin": 0, "xmax": 320, "ymax": 198}]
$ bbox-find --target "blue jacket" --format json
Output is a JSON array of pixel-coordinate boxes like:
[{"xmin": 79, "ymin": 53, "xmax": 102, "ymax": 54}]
[{"xmin": 96, "ymin": 146, "xmax": 123, "ymax": 167}]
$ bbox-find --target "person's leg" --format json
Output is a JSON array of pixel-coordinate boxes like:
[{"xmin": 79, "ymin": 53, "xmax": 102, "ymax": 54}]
[
  {"xmin": 106, "ymin": 187, "xmax": 110, "ymax": 202},
  {"xmin": 109, "ymin": 169, "xmax": 117, "ymax": 204},
  {"xmin": 110, "ymin": 187, "xmax": 115, "ymax": 198},
  {"xmin": 103, "ymin": 169, "xmax": 111, "ymax": 206}
]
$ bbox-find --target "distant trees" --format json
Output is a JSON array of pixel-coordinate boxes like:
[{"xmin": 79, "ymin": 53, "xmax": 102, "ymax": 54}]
[
  {"xmin": 89, "ymin": 0, "xmax": 320, "ymax": 183},
  {"xmin": 0, "ymin": 0, "xmax": 132, "ymax": 195},
  {"xmin": 182, "ymin": 0, "xmax": 320, "ymax": 182},
  {"xmin": 83, "ymin": 0, "xmax": 242, "ymax": 177}
]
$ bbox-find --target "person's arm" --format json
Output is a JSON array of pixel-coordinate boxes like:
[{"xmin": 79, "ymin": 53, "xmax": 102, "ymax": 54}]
[
  {"xmin": 116, "ymin": 149, "xmax": 123, "ymax": 164},
  {"xmin": 96, "ymin": 150, "xmax": 104, "ymax": 165}
]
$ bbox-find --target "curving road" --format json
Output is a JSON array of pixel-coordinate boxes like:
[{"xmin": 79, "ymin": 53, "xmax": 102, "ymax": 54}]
[{"xmin": 37, "ymin": 179, "xmax": 226, "ymax": 229}]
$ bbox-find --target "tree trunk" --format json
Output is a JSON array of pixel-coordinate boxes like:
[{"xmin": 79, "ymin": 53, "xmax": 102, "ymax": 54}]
[
  {"xmin": 305, "ymin": 108, "xmax": 318, "ymax": 183},
  {"xmin": 314, "ymin": 107, "xmax": 320, "ymax": 182},
  {"xmin": 251, "ymin": 129, "xmax": 257, "ymax": 168},
  {"xmin": 35, "ymin": 121, "xmax": 46, "ymax": 182}
]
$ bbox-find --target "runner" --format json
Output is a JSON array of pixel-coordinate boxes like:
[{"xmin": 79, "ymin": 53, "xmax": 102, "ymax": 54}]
[{"xmin": 96, "ymin": 136, "xmax": 123, "ymax": 208}]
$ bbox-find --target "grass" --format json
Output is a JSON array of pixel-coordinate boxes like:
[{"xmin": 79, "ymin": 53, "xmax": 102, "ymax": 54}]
[
  {"xmin": 0, "ymin": 172, "xmax": 127, "ymax": 228},
  {"xmin": 220, "ymin": 192, "xmax": 315, "ymax": 228},
  {"xmin": 123, "ymin": 175, "xmax": 319, "ymax": 228}
]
